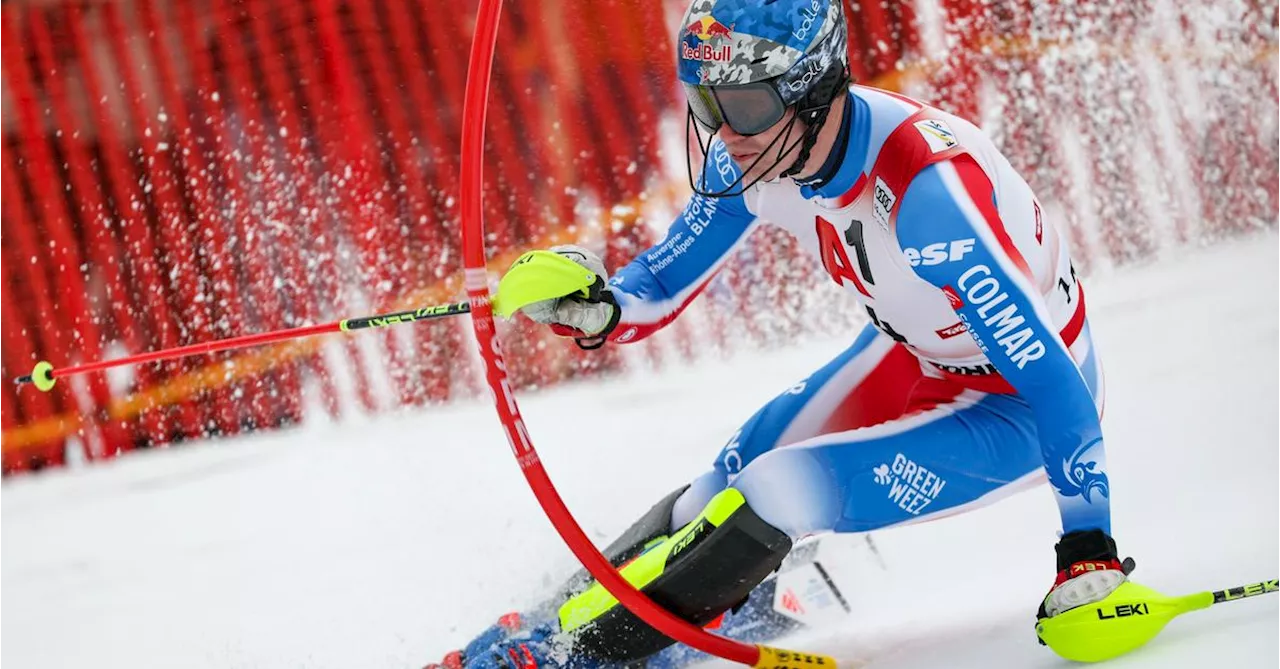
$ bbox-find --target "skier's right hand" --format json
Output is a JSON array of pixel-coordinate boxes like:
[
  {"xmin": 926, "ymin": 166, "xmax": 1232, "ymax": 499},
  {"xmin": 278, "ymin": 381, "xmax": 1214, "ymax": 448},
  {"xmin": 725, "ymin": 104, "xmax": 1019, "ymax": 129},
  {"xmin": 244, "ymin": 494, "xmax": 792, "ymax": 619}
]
[{"xmin": 518, "ymin": 245, "xmax": 621, "ymax": 350}]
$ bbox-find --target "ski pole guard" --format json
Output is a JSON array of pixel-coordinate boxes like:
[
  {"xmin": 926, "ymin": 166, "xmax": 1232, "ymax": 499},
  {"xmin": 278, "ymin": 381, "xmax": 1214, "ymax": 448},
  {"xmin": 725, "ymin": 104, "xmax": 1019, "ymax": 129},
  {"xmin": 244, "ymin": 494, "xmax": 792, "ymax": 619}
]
[
  {"xmin": 493, "ymin": 250, "xmax": 598, "ymax": 319},
  {"xmin": 1036, "ymin": 581, "xmax": 1210, "ymax": 662}
]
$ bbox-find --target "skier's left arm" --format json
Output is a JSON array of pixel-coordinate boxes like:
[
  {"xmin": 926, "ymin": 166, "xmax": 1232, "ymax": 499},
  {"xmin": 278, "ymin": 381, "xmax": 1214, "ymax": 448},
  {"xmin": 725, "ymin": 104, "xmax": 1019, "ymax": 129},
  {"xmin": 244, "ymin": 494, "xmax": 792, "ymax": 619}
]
[{"xmin": 897, "ymin": 156, "xmax": 1110, "ymax": 535}]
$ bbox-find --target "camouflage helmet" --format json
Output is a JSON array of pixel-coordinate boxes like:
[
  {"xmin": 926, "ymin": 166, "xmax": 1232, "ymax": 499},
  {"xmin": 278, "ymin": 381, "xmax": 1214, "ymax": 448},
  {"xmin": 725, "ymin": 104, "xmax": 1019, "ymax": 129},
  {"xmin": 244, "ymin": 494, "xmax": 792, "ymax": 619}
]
[
  {"xmin": 677, "ymin": 0, "xmax": 852, "ymax": 196},
  {"xmin": 676, "ymin": 0, "xmax": 849, "ymax": 109}
]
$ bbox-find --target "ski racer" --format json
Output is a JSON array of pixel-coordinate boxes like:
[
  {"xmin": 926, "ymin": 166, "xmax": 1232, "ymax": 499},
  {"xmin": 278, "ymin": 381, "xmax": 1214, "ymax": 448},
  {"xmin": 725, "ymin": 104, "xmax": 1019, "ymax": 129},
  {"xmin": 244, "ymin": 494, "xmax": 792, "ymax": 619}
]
[{"xmin": 431, "ymin": 0, "xmax": 1139, "ymax": 665}]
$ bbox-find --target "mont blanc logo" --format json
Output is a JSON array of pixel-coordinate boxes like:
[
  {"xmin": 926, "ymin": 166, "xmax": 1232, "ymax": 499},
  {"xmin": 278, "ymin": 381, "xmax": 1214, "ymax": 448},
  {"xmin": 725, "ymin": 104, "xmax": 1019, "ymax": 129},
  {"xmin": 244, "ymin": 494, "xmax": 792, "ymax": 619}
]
[
  {"xmin": 914, "ymin": 119, "xmax": 958, "ymax": 153},
  {"xmin": 932, "ymin": 360, "xmax": 997, "ymax": 376},
  {"xmin": 872, "ymin": 453, "xmax": 947, "ymax": 515}
]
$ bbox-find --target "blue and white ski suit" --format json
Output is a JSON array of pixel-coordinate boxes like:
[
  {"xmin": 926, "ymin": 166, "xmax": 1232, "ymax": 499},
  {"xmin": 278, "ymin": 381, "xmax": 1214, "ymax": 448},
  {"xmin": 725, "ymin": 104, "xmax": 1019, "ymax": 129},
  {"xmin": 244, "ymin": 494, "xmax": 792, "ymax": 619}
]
[{"xmin": 606, "ymin": 85, "xmax": 1111, "ymax": 538}]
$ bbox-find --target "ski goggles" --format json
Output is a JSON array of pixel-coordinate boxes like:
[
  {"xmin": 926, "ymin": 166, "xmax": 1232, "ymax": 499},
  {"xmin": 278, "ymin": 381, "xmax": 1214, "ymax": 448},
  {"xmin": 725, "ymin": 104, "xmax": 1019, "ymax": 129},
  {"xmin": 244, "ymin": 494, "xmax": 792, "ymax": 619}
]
[{"xmin": 682, "ymin": 81, "xmax": 788, "ymax": 136}]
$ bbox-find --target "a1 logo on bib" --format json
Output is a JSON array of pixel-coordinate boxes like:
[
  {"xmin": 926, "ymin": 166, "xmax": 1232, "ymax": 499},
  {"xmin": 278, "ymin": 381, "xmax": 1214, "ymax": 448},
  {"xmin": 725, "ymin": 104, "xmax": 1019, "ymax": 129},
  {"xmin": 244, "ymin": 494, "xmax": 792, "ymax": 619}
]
[{"xmin": 914, "ymin": 119, "xmax": 957, "ymax": 153}]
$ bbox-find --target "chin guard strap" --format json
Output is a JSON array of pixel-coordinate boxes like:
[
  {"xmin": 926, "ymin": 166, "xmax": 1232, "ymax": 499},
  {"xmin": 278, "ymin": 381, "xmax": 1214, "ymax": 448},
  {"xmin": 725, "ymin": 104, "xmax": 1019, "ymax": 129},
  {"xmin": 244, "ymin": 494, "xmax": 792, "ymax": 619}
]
[
  {"xmin": 684, "ymin": 65, "xmax": 852, "ymax": 199},
  {"xmin": 780, "ymin": 66, "xmax": 851, "ymax": 180}
]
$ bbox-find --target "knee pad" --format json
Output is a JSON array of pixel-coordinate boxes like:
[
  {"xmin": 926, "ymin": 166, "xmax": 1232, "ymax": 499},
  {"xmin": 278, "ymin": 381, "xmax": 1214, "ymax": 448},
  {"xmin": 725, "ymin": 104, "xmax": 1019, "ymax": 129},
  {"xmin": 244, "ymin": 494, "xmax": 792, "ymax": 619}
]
[{"xmin": 558, "ymin": 488, "xmax": 792, "ymax": 663}]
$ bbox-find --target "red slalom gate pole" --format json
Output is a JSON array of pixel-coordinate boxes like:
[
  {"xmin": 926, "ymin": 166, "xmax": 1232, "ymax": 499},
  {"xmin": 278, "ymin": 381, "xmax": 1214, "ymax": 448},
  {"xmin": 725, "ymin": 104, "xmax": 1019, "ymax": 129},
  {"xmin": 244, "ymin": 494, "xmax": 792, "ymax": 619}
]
[
  {"xmin": 13, "ymin": 302, "xmax": 472, "ymax": 392},
  {"xmin": 456, "ymin": 2, "xmax": 831, "ymax": 667}
]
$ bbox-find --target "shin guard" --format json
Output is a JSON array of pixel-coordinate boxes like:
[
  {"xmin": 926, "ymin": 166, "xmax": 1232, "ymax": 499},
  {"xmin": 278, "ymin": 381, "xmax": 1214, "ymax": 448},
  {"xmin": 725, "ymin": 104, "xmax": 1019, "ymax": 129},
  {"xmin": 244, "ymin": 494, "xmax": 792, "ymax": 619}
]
[
  {"xmin": 553, "ymin": 485, "xmax": 690, "ymax": 603},
  {"xmin": 557, "ymin": 488, "xmax": 792, "ymax": 663}
]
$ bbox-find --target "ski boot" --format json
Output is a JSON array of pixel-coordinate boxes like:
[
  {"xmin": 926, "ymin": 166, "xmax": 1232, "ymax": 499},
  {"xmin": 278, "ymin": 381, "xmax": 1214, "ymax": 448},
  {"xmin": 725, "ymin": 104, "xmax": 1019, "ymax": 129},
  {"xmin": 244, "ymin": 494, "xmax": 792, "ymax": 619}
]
[
  {"xmin": 429, "ymin": 487, "xmax": 792, "ymax": 668},
  {"xmin": 423, "ymin": 612, "xmax": 561, "ymax": 669}
]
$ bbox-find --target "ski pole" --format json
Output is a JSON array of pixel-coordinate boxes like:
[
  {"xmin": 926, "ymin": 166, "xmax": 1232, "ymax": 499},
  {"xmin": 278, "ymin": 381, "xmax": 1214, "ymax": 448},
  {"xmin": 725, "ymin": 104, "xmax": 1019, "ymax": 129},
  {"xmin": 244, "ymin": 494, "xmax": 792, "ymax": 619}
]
[
  {"xmin": 13, "ymin": 301, "xmax": 472, "ymax": 392},
  {"xmin": 1207, "ymin": 579, "xmax": 1280, "ymax": 605},
  {"xmin": 1037, "ymin": 578, "xmax": 1278, "ymax": 662},
  {"xmin": 12, "ymin": 249, "xmax": 595, "ymax": 394}
]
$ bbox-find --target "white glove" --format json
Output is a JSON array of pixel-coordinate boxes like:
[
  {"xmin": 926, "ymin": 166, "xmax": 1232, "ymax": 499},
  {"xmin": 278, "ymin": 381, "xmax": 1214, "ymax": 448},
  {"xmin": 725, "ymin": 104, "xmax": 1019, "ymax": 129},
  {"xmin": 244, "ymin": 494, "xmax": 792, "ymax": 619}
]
[{"xmin": 520, "ymin": 245, "xmax": 620, "ymax": 347}]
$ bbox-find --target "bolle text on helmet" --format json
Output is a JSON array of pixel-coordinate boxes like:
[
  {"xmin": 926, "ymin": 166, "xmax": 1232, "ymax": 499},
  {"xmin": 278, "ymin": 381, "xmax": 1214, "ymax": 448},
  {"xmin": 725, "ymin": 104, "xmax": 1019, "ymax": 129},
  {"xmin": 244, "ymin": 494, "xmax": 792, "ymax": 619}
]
[
  {"xmin": 792, "ymin": 0, "xmax": 823, "ymax": 42},
  {"xmin": 786, "ymin": 58, "xmax": 824, "ymax": 93}
]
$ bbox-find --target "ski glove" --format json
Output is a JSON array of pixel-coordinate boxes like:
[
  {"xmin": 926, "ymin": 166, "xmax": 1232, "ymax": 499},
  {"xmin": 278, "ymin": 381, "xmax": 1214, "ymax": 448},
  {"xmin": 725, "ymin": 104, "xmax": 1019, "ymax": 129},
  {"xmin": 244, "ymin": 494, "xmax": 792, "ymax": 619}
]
[
  {"xmin": 1039, "ymin": 529, "xmax": 1135, "ymax": 619},
  {"xmin": 520, "ymin": 245, "xmax": 621, "ymax": 350}
]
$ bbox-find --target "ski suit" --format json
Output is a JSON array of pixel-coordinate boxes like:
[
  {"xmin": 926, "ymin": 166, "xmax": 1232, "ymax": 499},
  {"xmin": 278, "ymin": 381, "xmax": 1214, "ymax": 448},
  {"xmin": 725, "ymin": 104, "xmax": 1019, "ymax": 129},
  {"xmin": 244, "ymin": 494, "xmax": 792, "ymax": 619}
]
[{"xmin": 606, "ymin": 85, "xmax": 1112, "ymax": 539}]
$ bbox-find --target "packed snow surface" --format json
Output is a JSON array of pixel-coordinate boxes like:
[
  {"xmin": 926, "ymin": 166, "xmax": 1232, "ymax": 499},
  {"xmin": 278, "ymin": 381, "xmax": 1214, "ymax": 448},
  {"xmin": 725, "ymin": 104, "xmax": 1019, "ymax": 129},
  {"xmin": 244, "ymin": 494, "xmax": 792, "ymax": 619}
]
[{"xmin": 4, "ymin": 233, "xmax": 1277, "ymax": 668}]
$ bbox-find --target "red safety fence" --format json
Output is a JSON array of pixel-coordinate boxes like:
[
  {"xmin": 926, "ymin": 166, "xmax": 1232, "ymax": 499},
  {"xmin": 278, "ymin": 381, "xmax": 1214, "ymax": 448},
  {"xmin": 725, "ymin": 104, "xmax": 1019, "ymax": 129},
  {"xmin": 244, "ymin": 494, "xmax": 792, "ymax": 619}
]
[{"xmin": 1, "ymin": 0, "xmax": 1275, "ymax": 474}]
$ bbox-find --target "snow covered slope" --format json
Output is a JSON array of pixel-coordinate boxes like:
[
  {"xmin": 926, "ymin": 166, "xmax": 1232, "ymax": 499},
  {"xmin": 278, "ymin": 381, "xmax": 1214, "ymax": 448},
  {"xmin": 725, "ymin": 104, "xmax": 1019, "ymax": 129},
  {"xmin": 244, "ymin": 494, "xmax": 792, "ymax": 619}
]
[{"xmin": 3, "ymin": 233, "xmax": 1276, "ymax": 669}]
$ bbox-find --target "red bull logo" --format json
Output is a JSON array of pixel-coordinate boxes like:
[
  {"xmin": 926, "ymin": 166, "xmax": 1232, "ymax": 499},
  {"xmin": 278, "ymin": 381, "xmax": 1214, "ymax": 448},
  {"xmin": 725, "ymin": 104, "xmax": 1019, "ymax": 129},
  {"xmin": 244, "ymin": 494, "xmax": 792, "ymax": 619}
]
[
  {"xmin": 682, "ymin": 16, "xmax": 734, "ymax": 62},
  {"xmin": 686, "ymin": 16, "xmax": 733, "ymax": 41}
]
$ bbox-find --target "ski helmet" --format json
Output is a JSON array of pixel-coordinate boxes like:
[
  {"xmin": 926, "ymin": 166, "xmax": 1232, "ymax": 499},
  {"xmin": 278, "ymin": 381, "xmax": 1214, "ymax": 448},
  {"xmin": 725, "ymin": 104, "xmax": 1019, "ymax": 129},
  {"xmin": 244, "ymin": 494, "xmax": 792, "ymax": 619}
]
[{"xmin": 677, "ymin": 0, "xmax": 850, "ymax": 196}]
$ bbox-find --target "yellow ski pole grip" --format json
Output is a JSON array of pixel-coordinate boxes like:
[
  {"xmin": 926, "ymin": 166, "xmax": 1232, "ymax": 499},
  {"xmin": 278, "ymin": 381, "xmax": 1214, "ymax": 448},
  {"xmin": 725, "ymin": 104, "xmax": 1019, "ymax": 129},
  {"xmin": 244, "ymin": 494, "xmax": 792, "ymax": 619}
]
[{"xmin": 753, "ymin": 645, "xmax": 839, "ymax": 668}]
